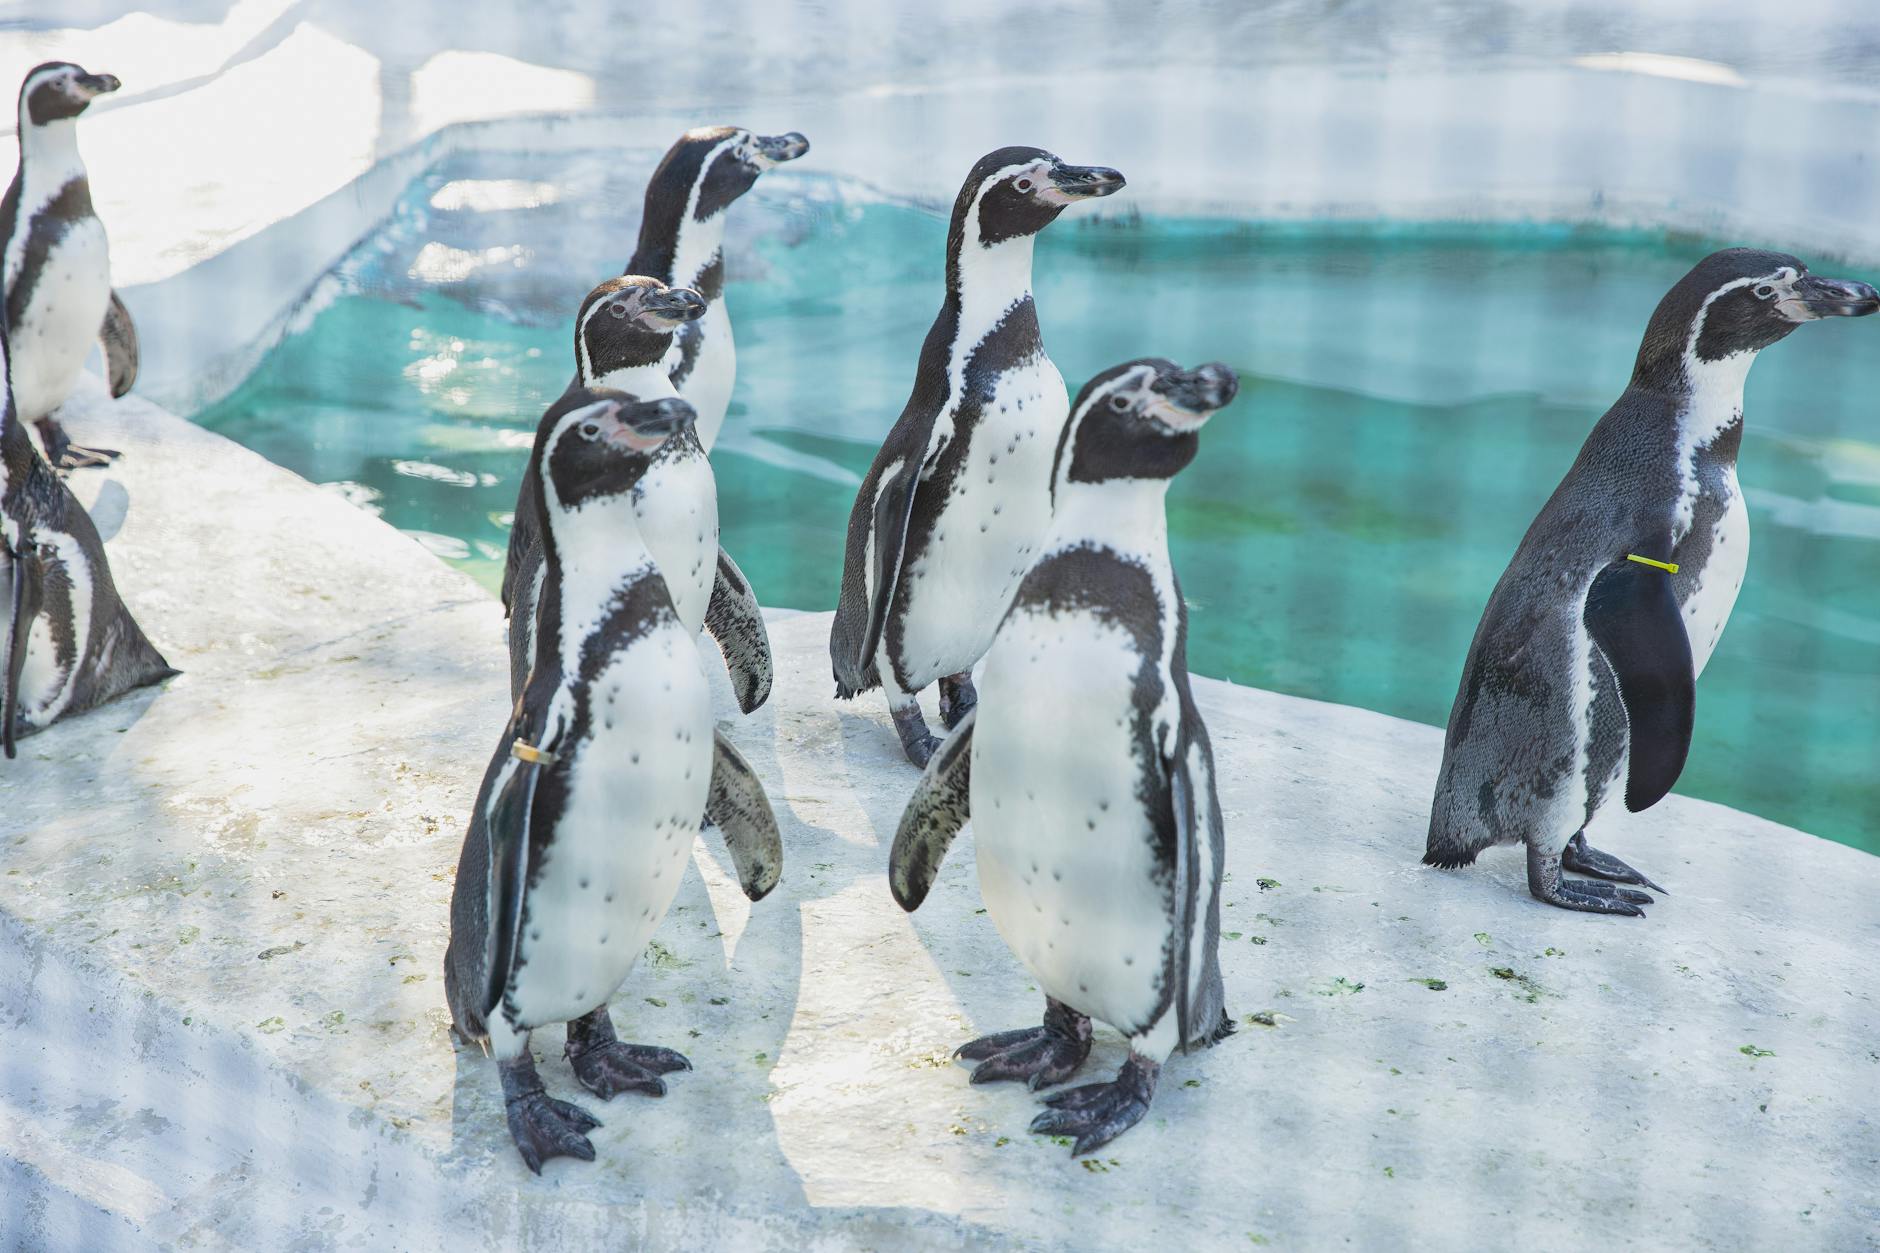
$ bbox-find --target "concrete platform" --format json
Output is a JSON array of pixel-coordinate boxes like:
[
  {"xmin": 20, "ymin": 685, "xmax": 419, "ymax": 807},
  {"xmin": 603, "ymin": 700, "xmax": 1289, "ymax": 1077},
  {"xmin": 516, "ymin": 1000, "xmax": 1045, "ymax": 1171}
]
[{"xmin": 2, "ymin": 386, "xmax": 1876, "ymax": 1251}]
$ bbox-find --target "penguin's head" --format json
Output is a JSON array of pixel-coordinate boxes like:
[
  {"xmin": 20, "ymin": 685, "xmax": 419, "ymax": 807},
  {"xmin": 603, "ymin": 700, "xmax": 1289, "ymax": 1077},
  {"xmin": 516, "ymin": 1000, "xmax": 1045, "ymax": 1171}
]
[
  {"xmin": 952, "ymin": 147, "xmax": 1126, "ymax": 253},
  {"xmin": 1052, "ymin": 359, "xmax": 1239, "ymax": 491},
  {"xmin": 538, "ymin": 388, "xmax": 695, "ymax": 512},
  {"xmin": 656, "ymin": 126, "xmax": 810, "ymax": 223},
  {"xmin": 1635, "ymin": 248, "xmax": 1879, "ymax": 385},
  {"xmin": 19, "ymin": 62, "xmax": 119, "ymax": 128},
  {"xmin": 574, "ymin": 276, "xmax": 706, "ymax": 380}
]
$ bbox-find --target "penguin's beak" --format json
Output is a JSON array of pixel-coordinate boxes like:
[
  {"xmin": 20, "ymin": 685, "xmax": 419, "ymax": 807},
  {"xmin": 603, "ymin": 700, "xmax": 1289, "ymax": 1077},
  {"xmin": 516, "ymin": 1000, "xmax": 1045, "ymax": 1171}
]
[
  {"xmin": 638, "ymin": 287, "xmax": 708, "ymax": 327},
  {"xmin": 614, "ymin": 397, "xmax": 695, "ymax": 451},
  {"xmin": 753, "ymin": 132, "xmax": 810, "ymax": 167},
  {"xmin": 1042, "ymin": 162, "xmax": 1126, "ymax": 205},
  {"xmin": 74, "ymin": 73, "xmax": 120, "ymax": 99},
  {"xmin": 1148, "ymin": 363, "xmax": 1239, "ymax": 430},
  {"xmin": 1777, "ymin": 275, "xmax": 1880, "ymax": 322}
]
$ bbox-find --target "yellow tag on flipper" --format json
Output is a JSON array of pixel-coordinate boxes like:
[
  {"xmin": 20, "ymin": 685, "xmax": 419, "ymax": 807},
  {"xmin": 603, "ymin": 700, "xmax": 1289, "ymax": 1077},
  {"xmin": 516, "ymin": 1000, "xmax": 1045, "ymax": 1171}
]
[
  {"xmin": 510, "ymin": 739, "xmax": 557, "ymax": 765},
  {"xmin": 1625, "ymin": 553, "xmax": 1679, "ymax": 574}
]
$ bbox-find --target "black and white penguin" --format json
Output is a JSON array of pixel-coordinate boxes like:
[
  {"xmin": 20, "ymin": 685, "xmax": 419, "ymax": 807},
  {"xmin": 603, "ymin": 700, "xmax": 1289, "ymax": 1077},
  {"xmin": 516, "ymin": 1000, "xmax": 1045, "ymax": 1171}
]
[
  {"xmin": 0, "ymin": 319, "xmax": 172, "ymax": 754},
  {"xmin": 444, "ymin": 386, "xmax": 784, "ymax": 1174},
  {"xmin": 505, "ymin": 276, "xmax": 773, "ymax": 713},
  {"xmin": 1426, "ymin": 249, "xmax": 1878, "ymax": 915},
  {"xmin": 828, "ymin": 146, "xmax": 1125, "ymax": 766},
  {"xmin": 891, "ymin": 358, "xmax": 1240, "ymax": 1155},
  {"xmin": 2, "ymin": 62, "xmax": 138, "ymax": 470},
  {"xmin": 623, "ymin": 126, "xmax": 809, "ymax": 452}
]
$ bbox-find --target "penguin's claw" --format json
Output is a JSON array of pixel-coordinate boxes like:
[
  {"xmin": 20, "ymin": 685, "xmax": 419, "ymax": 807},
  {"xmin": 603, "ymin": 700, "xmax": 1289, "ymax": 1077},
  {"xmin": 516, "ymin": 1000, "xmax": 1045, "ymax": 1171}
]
[
  {"xmin": 1029, "ymin": 1056, "xmax": 1159, "ymax": 1156},
  {"xmin": 504, "ymin": 1090, "xmax": 601, "ymax": 1174},
  {"xmin": 1562, "ymin": 833, "xmax": 1667, "ymax": 894}
]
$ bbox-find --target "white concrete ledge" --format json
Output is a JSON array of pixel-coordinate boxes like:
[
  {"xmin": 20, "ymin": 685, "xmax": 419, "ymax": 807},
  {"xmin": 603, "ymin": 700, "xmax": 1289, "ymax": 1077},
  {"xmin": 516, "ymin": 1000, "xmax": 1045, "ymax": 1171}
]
[{"xmin": 2, "ymin": 390, "xmax": 1876, "ymax": 1250}]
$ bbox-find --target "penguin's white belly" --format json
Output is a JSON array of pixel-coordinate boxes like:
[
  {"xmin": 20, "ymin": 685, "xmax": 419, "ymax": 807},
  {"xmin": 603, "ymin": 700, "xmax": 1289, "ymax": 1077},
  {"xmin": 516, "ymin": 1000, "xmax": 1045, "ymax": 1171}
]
[
  {"xmin": 634, "ymin": 449, "xmax": 718, "ymax": 636},
  {"xmin": 674, "ymin": 305, "xmax": 735, "ymax": 453},
  {"xmin": 894, "ymin": 362, "xmax": 1063, "ymax": 684},
  {"xmin": 972, "ymin": 606, "xmax": 1170, "ymax": 1035},
  {"xmin": 10, "ymin": 218, "xmax": 110, "ymax": 422},
  {"xmin": 506, "ymin": 627, "xmax": 712, "ymax": 1029},
  {"xmin": 1681, "ymin": 484, "xmax": 1749, "ymax": 677}
]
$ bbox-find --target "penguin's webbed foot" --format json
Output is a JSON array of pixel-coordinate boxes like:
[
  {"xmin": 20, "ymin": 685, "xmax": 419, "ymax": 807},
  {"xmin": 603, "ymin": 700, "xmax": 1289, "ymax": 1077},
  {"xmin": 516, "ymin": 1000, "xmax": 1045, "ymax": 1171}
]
[
  {"xmin": 570, "ymin": 1043, "xmax": 690, "ymax": 1100},
  {"xmin": 891, "ymin": 700, "xmax": 941, "ymax": 768},
  {"xmin": 37, "ymin": 418, "xmax": 119, "ymax": 470},
  {"xmin": 957, "ymin": 998, "xmax": 1092, "ymax": 1089},
  {"xmin": 939, "ymin": 672, "xmax": 978, "ymax": 731},
  {"xmin": 1029, "ymin": 1054, "xmax": 1159, "ymax": 1156},
  {"xmin": 565, "ymin": 1006, "xmax": 691, "ymax": 1100},
  {"xmin": 1561, "ymin": 831, "xmax": 1667, "ymax": 894},
  {"xmin": 1527, "ymin": 844, "xmax": 1655, "ymax": 917},
  {"xmin": 499, "ymin": 1055, "xmax": 600, "ymax": 1174},
  {"xmin": 57, "ymin": 444, "xmax": 121, "ymax": 470}
]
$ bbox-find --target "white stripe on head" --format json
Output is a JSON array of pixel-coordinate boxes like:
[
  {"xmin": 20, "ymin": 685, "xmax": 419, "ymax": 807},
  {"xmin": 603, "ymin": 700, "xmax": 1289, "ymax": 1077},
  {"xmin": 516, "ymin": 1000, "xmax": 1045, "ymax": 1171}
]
[
  {"xmin": 669, "ymin": 132, "xmax": 746, "ymax": 291},
  {"xmin": 1052, "ymin": 364, "xmax": 1158, "ymax": 494}
]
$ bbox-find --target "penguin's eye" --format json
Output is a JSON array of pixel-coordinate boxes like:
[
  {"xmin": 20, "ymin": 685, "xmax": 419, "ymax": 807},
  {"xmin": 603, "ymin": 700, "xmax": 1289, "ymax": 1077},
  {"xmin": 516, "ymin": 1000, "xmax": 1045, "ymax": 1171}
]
[
  {"xmin": 608, "ymin": 302, "xmax": 630, "ymax": 319},
  {"xmin": 1015, "ymin": 177, "xmax": 1033, "ymax": 193},
  {"xmin": 1753, "ymin": 283, "xmax": 1777, "ymax": 300},
  {"xmin": 1109, "ymin": 393, "xmax": 1131, "ymax": 412},
  {"xmin": 578, "ymin": 421, "xmax": 602, "ymax": 440}
]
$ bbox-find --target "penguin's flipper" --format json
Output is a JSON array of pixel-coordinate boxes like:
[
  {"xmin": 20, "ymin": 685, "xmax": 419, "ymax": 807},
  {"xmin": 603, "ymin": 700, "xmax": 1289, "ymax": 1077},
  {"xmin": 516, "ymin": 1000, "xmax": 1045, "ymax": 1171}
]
[
  {"xmin": 889, "ymin": 706, "xmax": 974, "ymax": 911},
  {"xmin": 704, "ymin": 548, "xmax": 773, "ymax": 715},
  {"xmin": 705, "ymin": 729, "xmax": 783, "ymax": 901},
  {"xmin": 481, "ymin": 739, "xmax": 548, "ymax": 1019},
  {"xmin": 830, "ymin": 455, "xmax": 922, "ymax": 695},
  {"xmin": 1583, "ymin": 558, "xmax": 1696, "ymax": 812},
  {"xmin": 2, "ymin": 543, "xmax": 46, "ymax": 759},
  {"xmin": 100, "ymin": 290, "xmax": 139, "ymax": 398},
  {"xmin": 1165, "ymin": 732, "xmax": 1200, "ymax": 1053}
]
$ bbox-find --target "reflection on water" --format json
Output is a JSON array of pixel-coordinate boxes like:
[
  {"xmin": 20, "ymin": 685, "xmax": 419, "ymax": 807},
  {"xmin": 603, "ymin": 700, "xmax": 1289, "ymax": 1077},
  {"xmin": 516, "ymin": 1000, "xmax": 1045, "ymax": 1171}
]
[{"xmin": 195, "ymin": 148, "xmax": 1880, "ymax": 854}]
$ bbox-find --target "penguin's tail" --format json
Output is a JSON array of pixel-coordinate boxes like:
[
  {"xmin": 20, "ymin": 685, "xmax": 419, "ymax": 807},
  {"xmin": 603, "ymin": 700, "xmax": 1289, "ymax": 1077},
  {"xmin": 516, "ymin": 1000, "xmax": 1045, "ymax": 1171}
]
[
  {"xmin": 1422, "ymin": 845, "xmax": 1480, "ymax": 870},
  {"xmin": 1193, "ymin": 1008, "xmax": 1236, "ymax": 1049},
  {"xmin": 442, "ymin": 940, "xmax": 487, "ymax": 1043},
  {"xmin": 1423, "ymin": 769, "xmax": 1494, "ymax": 868},
  {"xmin": 831, "ymin": 662, "xmax": 879, "ymax": 703}
]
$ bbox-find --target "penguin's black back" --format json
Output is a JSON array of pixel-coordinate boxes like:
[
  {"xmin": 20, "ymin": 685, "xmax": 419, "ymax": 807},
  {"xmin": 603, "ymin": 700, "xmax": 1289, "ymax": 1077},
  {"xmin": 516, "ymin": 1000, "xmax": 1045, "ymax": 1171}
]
[{"xmin": 1426, "ymin": 384, "xmax": 1689, "ymax": 865}]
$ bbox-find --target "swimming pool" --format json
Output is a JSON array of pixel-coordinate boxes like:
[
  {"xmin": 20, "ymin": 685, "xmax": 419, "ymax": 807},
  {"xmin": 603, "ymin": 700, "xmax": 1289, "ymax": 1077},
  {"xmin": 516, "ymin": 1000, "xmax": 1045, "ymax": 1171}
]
[{"xmin": 194, "ymin": 148, "xmax": 1880, "ymax": 855}]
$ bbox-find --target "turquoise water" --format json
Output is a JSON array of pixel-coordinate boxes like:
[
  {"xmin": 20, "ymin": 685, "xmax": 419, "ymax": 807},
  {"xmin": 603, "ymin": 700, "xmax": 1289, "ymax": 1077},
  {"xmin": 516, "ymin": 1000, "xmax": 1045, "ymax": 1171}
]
[{"xmin": 195, "ymin": 151, "xmax": 1880, "ymax": 855}]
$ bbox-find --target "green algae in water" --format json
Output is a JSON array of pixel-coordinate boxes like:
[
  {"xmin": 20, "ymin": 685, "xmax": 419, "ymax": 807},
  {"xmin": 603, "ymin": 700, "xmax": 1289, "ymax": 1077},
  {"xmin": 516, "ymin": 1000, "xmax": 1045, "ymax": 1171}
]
[{"xmin": 195, "ymin": 158, "xmax": 1880, "ymax": 856}]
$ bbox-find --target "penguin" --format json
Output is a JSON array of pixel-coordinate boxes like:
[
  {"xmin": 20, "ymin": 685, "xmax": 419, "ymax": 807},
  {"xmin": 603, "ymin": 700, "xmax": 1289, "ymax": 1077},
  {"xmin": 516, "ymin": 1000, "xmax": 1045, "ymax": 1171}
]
[
  {"xmin": 1425, "ymin": 249, "xmax": 1878, "ymax": 915},
  {"xmin": 505, "ymin": 276, "xmax": 773, "ymax": 713},
  {"xmin": 828, "ymin": 146, "xmax": 1125, "ymax": 766},
  {"xmin": 890, "ymin": 358, "xmax": 1241, "ymax": 1155},
  {"xmin": 444, "ymin": 386, "xmax": 785, "ymax": 1174},
  {"xmin": 2, "ymin": 62, "xmax": 139, "ymax": 470},
  {"xmin": 623, "ymin": 126, "xmax": 809, "ymax": 452},
  {"xmin": 0, "ymin": 318, "xmax": 172, "ymax": 755}
]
